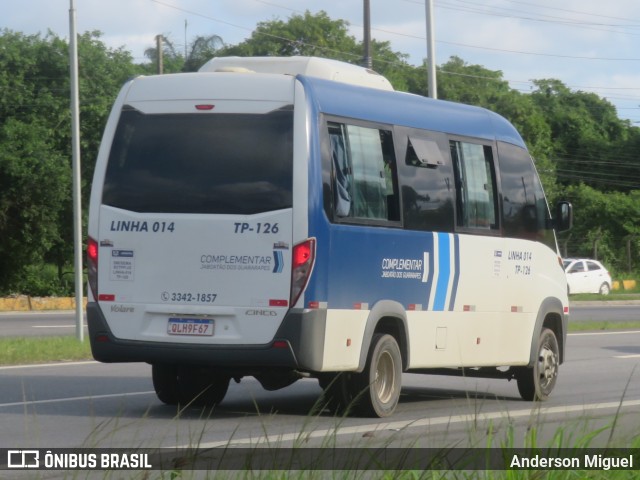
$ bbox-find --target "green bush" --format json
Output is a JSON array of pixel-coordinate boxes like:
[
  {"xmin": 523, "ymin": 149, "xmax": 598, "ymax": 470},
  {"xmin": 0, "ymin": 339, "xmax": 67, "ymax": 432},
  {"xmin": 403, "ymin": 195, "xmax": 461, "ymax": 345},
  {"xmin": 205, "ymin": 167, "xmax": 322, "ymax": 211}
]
[{"xmin": 3, "ymin": 263, "xmax": 76, "ymax": 297}]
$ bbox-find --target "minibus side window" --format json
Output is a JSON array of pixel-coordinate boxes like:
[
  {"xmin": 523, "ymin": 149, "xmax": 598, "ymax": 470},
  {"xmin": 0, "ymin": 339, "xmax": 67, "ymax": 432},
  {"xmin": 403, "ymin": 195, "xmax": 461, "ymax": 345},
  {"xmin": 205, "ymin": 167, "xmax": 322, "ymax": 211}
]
[
  {"xmin": 397, "ymin": 132, "xmax": 455, "ymax": 233},
  {"xmin": 451, "ymin": 140, "xmax": 499, "ymax": 230},
  {"xmin": 328, "ymin": 122, "xmax": 400, "ymax": 223},
  {"xmin": 497, "ymin": 141, "xmax": 555, "ymax": 249}
]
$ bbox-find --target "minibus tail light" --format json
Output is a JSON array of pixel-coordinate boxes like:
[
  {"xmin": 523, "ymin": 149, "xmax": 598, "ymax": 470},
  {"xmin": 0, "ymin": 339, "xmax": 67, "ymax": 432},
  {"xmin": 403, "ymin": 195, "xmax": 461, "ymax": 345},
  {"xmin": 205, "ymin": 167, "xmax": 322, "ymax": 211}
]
[
  {"xmin": 87, "ymin": 237, "xmax": 99, "ymax": 299},
  {"xmin": 290, "ymin": 238, "xmax": 316, "ymax": 307}
]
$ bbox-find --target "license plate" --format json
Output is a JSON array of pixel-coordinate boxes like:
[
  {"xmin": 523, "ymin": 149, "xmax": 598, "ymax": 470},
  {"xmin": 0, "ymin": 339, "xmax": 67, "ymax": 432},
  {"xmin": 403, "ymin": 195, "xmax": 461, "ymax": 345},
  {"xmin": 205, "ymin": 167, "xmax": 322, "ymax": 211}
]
[{"xmin": 167, "ymin": 317, "xmax": 214, "ymax": 336}]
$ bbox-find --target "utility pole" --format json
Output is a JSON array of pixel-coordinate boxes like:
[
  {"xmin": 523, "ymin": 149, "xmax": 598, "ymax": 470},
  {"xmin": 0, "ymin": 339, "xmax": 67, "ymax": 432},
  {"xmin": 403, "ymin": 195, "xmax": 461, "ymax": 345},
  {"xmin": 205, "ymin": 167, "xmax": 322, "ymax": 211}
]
[
  {"xmin": 69, "ymin": 0, "xmax": 84, "ymax": 342},
  {"xmin": 425, "ymin": 0, "xmax": 437, "ymax": 98},
  {"xmin": 156, "ymin": 34, "xmax": 164, "ymax": 75},
  {"xmin": 363, "ymin": 0, "xmax": 372, "ymax": 69},
  {"xmin": 184, "ymin": 20, "xmax": 188, "ymax": 60}
]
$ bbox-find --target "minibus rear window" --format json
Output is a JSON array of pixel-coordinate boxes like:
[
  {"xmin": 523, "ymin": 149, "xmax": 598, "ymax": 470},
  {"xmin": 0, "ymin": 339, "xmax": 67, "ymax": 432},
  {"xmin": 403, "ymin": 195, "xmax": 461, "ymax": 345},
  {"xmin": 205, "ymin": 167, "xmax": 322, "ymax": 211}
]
[{"xmin": 102, "ymin": 107, "xmax": 293, "ymax": 215}]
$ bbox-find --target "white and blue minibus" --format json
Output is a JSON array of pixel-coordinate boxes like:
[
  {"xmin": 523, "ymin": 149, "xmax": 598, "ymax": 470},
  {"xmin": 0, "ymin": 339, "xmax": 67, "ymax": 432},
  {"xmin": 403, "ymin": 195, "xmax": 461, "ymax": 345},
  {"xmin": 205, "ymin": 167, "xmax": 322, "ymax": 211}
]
[{"xmin": 87, "ymin": 56, "xmax": 572, "ymax": 417}]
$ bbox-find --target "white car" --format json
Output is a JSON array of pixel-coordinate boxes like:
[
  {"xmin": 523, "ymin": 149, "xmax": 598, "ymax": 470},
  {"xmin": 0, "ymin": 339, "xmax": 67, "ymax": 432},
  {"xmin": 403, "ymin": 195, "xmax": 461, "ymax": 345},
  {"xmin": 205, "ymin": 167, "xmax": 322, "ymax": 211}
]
[{"xmin": 564, "ymin": 259, "xmax": 612, "ymax": 295}]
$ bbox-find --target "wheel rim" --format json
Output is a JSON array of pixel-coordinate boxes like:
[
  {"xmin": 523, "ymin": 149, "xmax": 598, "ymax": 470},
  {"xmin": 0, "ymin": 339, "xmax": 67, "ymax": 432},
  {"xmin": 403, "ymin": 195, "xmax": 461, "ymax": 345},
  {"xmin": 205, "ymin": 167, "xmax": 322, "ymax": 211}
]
[
  {"xmin": 375, "ymin": 350, "xmax": 396, "ymax": 404},
  {"xmin": 600, "ymin": 284, "xmax": 610, "ymax": 295},
  {"xmin": 538, "ymin": 342, "xmax": 558, "ymax": 390}
]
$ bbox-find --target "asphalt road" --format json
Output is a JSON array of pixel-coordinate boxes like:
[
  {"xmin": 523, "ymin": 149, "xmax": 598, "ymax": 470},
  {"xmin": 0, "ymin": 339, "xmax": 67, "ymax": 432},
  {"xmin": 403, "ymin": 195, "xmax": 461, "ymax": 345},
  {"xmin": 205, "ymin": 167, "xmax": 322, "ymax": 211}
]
[
  {"xmin": 1, "ymin": 329, "xmax": 639, "ymax": 456},
  {"xmin": 570, "ymin": 304, "xmax": 640, "ymax": 322},
  {"xmin": 0, "ymin": 311, "xmax": 86, "ymax": 337}
]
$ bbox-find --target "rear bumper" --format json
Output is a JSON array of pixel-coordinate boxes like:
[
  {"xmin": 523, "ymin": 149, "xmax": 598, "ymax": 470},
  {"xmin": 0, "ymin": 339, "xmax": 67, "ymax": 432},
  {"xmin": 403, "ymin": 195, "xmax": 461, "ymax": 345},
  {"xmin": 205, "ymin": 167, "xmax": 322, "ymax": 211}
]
[{"xmin": 87, "ymin": 302, "xmax": 323, "ymax": 371}]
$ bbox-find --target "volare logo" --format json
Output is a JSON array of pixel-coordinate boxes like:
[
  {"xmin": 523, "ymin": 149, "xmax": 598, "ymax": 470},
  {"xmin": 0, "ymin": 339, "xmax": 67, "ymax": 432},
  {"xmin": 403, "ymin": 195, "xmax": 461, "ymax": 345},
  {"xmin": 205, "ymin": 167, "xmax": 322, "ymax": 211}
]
[{"xmin": 110, "ymin": 305, "xmax": 135, "ymax": 313}]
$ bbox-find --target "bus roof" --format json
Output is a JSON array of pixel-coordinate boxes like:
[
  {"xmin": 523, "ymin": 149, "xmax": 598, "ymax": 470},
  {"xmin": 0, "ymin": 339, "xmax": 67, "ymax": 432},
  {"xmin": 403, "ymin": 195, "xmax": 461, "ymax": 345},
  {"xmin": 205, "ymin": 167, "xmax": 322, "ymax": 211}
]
[
  {"xmin": 299, "ymin": 75, "xmax": 527, "ymax": 149},
  {"xmin": 199, "ymin": 56, "xmax": 394, "ymax": 92}
]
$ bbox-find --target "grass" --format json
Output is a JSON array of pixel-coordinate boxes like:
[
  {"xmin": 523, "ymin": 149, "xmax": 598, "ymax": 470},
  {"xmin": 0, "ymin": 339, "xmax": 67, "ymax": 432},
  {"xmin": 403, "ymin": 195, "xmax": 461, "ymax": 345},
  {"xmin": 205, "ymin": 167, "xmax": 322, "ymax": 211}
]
[
  {"xmin": 0, "ymin": 335, "xmax": 92, "ymax": 365},
  {"xmin": 82, "ymin": 406, "xmax": 640, "ymax": 478},
  {"xmin": 569, "ymin": 321, "xmax": 640, "ymax": 332},
  {"xmin": 570, "ymin": 292, "xmax": 640, "ymax": 301}
]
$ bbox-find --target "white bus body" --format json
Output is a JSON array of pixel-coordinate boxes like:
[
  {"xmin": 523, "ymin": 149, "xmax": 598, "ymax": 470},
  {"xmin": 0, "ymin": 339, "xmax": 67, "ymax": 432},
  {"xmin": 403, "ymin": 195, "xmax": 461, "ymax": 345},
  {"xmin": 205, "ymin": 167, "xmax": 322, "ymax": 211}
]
[{"xmin": 87, "ymin": 57, "xmax": 572, "ymax": 417}]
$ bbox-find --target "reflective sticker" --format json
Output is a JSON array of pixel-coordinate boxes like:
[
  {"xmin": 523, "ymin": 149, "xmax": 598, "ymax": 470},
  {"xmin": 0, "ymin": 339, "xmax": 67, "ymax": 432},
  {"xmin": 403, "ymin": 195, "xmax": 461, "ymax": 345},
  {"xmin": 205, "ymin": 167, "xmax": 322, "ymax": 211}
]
[{"xmin": 110, "ymin": 250, "xmax": 134, "ymax": 281}]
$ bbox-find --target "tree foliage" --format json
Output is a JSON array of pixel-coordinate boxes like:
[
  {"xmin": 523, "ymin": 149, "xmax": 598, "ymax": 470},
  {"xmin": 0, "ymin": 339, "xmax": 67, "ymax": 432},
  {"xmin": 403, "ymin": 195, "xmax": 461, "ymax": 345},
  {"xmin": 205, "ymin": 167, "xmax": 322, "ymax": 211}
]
[
  {"xmin": 1, "ymin": 10, "xmax": 640, "ymax": 293},
  {"xmin": 562, "ymin": 184, "xmax": 640, "ymax": 274},
  {"xmin": 530, "ymin": 79, "xmax": 636, "ymax": 191},
  {"xmin": 143, "ymin": 34, "xmax": 223, "ymax": 73},
  {"xmin": 215, "ymin": 10, "xmax": 414, "ymax": 89},
  {"xmin": 0, "ymin": 29, "xmax": 138, "ymax": 293}
]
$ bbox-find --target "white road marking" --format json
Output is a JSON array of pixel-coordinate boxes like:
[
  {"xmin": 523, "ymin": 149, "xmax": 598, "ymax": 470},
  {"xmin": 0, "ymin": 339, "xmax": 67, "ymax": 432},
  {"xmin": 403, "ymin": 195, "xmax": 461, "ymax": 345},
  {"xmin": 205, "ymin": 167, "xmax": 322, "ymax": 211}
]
[
  {"xmin": 32, "ymin": 325, "xmax": 75, "ymax": 328},
  {"xmin": 0, "ymin": 361, "xmax": 97, "ymax": 371},
  {"xmin": 569, "ymin": 330, "xmax": 640, "ymax": 336},
  {"xmin": 0, "ymin": 391, "xmax": 154, "ymax": 409},
  {"xmin": 614, "ymin": 354, "xmax": 640, "ymax": 359}
]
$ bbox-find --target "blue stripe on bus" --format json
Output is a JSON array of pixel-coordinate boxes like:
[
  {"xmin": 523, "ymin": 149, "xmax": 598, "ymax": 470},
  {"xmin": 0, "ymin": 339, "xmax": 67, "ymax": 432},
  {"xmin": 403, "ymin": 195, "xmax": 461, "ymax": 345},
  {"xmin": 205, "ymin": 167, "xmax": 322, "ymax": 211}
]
[
  {"xmin": 424, "ymin": 249, "xmax": 434, "ymax": 310},
  {"xmin": 273, "ymin": 250, "xmax": 284, "ymax": 273},
  {"xmin": 433, "ymin": 232, "xmax": 451, "ymax": 311},
  {"xmin": 448, "ymin": 234, "xmax": 461, "ymax": 311}
]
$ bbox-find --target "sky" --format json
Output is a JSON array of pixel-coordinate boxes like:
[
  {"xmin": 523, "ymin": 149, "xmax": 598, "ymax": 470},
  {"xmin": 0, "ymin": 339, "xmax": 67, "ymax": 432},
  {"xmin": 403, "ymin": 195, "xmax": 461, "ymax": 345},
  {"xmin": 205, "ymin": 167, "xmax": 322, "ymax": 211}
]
[{"xmin": 2, "ymin": 0, "xmax": 640, "ymax": 124}]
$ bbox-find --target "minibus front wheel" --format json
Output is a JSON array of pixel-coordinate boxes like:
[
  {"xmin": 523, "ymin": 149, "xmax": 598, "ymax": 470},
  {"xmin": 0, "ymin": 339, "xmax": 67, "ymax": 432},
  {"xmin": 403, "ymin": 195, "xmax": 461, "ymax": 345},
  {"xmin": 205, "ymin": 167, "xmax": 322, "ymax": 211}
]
[{"xmin": 516, "ymin": 328, "xmax": 559, "ymax": 401}]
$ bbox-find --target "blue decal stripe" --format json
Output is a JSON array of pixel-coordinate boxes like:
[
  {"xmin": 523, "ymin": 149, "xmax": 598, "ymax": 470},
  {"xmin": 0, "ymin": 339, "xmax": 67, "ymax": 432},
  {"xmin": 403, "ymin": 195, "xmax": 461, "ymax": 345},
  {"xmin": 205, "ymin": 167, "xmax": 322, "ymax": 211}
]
[
  {"xmin": 433, "ymin": 232, "xmax": 451, "ymax": 311},
  {"xmin": 273, "ymin": 251, "xmax": 284, "ymax": 273},
  {"xmin": 424, "ymin": 250, "xmax": 434, "ymax": 309},
  {"xmin": 448, "ymin": 234, "xmax": 460, "ymax": 311}
]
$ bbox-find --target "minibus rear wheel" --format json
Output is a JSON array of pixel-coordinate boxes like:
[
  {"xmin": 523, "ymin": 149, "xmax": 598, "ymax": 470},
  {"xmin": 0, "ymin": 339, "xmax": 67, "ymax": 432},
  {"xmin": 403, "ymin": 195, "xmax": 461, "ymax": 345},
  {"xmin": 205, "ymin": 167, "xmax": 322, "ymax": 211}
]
[
  {"xmin": 318, "ymin": 372, "xmax": 353, "ymax": 413},
  {"xmin": 351, "ymin": 333, "xmax": 402, "ymax": 418},
  {"xmin": 178, "ymin": 368, "xmax": 230, "ymax": 407},
  {"xmin": 152, "ymin": 364, "xmax": 230, "ymax": 407},
  {"xmin": 152, "ymin": 364, "xmax": 180, "ymax": 405}
]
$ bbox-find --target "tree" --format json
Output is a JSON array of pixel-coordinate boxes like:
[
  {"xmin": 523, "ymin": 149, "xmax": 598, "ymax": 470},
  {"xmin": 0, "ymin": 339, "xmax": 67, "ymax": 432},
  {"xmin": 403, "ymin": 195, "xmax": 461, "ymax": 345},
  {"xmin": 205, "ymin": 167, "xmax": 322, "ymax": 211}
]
[
  {"xmin": 183, "ymin": 34, "xmax": 224, "ymax": 72},
  {"xmin": 214, "ymin": 10, "xmax": 413, "ymax": 89},
  {"xmin": 561, "ymin": 184, "xmax": 640, "ymax": 273},
  {"xmin": 0, "ymin": 29, "xmax": 138, "ymax": 293},
  {"xmin": 530, "ymin": 79, "xmax": 637, "ymax": 192},
  {"xmin": 142, "ymin": 34, "xmax": 225, "ymax": 73},
  {"xmin": 0, "ymin": 119, "xmax": 69, "ymax": 291},
  {"xmin": 143, "ymin": 35, "xmax": 184, "ymax": 73},
  {"xmin": 217, "ymin": 11, "xmax": 359, "ymax": 60},
  {"xmin": 438, "ymin": 56, "xmax": 510, "ymax": 106}
]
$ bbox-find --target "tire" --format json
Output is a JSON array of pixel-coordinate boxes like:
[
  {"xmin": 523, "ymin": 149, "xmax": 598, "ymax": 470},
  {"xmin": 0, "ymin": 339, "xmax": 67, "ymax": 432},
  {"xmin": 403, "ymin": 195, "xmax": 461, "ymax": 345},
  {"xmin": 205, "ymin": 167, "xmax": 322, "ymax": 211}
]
[
  {"xmin": 179, "ymin": 368, "xmax": 230, "ymax": 407},
  {"xmin": 350, "ymin": 333, "xmax": 403, "ymax": 418},
  {"xmin": 318, "ymin": 372, "xmax": 354, "ymax": 414},
  {"xmin": 599, "ymin": 282, "xmax": 610, "ymax": 295},
  {"xmin": 152, "ymin": 364, "xmax": 230, "ymax": 407},
  {"xmin": 517, "ymin": 328, "xmax": 560, "ymax": 401},
  {"xmin": 152, "ymin": 364, "xmax": 179, "ymax": 405}
]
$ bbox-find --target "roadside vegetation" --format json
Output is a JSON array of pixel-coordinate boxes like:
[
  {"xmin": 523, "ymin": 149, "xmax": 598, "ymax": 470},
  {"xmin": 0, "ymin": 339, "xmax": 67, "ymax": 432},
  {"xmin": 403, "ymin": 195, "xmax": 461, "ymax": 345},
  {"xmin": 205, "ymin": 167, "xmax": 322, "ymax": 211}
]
[
  {"xmin": 22, "ymin": 392, "xmax": 639, "ymax": 478},
  {"xmin": 571, "ymin": 293, "xmax": 640, "ymax": 302},
  {"xmin": 0, "ymin": 336, "xmax": 92, "ymax": 365},
  {"xmin": 1, "ymin": 11, "xmax": 640, "ymax": 297}
]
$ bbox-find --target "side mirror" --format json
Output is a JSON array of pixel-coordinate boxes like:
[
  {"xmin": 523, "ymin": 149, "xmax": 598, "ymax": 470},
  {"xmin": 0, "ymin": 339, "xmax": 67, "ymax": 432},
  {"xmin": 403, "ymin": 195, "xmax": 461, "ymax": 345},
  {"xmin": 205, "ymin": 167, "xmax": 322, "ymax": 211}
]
[{"xmin": 554, "ymin": 201, "xmax": 573, "ymax": 232}]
